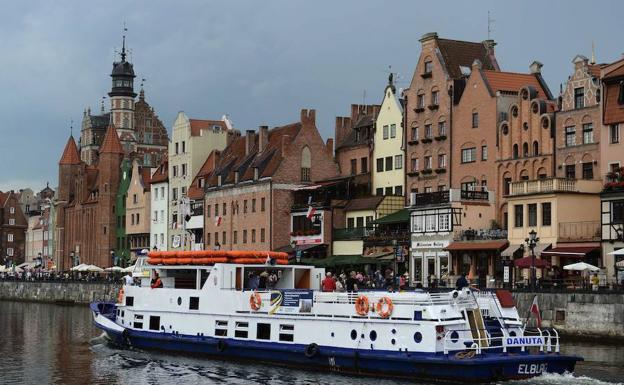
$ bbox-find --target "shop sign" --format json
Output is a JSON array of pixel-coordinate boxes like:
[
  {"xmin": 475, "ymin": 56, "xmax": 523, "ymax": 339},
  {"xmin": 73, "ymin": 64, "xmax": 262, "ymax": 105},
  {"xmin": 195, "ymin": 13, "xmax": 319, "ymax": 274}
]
[{"xmin": 412, "ymin": 240, "xmax": 449, "ymax": 249}]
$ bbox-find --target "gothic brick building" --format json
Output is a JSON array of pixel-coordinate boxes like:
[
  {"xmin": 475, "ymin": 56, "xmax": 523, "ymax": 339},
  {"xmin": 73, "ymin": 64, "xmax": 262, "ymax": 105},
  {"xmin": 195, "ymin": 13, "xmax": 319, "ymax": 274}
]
[
  {"xmin": 56, "ymin": 39, "xmax": 168, "ymax": 269},
  {"xmin": 0, "ymin": 191, "xmax": 28, "ymax": 265}
]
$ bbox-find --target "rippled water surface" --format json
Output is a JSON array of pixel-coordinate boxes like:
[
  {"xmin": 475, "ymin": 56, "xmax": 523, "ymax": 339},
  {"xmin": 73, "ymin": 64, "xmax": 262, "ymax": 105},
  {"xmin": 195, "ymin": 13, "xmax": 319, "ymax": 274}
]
[{"xmin": 0, "ymin": 301, "xmax": 622, "ymax": 385}]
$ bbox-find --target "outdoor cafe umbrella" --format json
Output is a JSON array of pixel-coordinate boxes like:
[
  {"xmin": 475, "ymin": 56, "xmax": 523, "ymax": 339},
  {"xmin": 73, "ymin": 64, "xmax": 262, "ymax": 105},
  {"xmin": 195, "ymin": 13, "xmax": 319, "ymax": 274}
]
[
  {"xmin": 85, "ymin": 265, "xmax": 104, "ymax": 273},
  {"xmin": 563, "ymin": 262, "xmax": 600, "ymax": 272},
  {"xmin": 105, "ymin": 266, "xmax": 124, "ymax": 272},
  {"xmin": 122, "ymin": 265, "xmax": 136, "ymax": 273},
  {"xmin": 71, "ymin": 263, "xmax": 88, "ymax": 272},
  {"xmin": 513, "ymin": 256, "xmax": 550, "ymax": 268}
]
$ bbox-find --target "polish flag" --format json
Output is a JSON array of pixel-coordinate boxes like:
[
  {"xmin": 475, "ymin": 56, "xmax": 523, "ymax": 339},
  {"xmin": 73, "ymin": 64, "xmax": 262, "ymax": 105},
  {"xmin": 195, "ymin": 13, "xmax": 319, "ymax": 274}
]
[
  {"xmin": 214, "ymin": 216, "xmax": 222, "ymax": 226},
  {"xmin": 306, "ymin": 205, "xmax": 316, "ymax": 220},
  {"xmin": 530, "ymin": 295, "xmax": 542, "ymax": 328}
]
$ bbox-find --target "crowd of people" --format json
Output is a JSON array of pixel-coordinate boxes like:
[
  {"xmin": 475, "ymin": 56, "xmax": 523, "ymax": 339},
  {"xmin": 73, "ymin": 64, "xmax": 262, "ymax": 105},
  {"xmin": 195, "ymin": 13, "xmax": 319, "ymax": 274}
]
[{"xmin": 0, "ymin": 269, "xmax": 122, "ymax": 283}]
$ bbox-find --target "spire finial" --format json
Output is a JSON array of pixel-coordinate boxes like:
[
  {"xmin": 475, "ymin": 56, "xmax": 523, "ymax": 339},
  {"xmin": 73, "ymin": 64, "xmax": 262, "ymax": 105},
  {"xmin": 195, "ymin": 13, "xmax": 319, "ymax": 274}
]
[
  {"xmin": 121, "ymin": 22, "xmax": 127, "ymax": 62},
  {"xmin": 139, "ymin": 78, "xmax": 146, "ymax": 100},
  {"xmin": 591, "ymin": 41, "xmax": 596, "ymax": 64},
  {"xmin": 388, "ymin": 65, "xmax": 393, "ymax": 85},
  {"xmin": 101, "ymin": 96, "xmax": 106, "ymax": 114},
  {"xmin": 70, "ymin": 119, "xmax": 74, "ymax": 137}
]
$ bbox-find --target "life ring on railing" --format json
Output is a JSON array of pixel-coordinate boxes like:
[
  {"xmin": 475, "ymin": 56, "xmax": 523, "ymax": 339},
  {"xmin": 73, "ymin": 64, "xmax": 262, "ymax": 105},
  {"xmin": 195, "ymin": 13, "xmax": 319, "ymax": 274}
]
[
  {"xmin": 305, "ymin": 343, "xmax": 320, "ymax": 358},
  {"xmin": 354, "ymin": 295, "xmax": 370, "ymax": 316},
  {"xmin": 117, "ymin": 287, "xmax": 125, "ymax": 304},
  {"xmin": 376, "ymin": 296, "xmax": 393, "ymax": 318},
  {"xmin": 249, "ymin": 291, "xmax": 262, "ymax": 311}
]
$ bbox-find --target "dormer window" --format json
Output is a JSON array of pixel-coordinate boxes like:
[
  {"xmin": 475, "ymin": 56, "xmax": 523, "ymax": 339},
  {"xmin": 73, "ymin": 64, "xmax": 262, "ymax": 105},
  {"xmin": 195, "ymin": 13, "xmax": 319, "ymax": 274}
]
[
  {"xmin": 424, "ymin": 61, "xmax": 432, "ymax": 75},
  {"xmin": 618, "ymin": 81, "xmax": 624, "ymax": 105},
  {"xmin": 574, "ymin": 87, "xmax": 584, "ymax": 109},
  {"xmin": 198, "ymin": 178, "xmax": 205, "ymax": 188}
]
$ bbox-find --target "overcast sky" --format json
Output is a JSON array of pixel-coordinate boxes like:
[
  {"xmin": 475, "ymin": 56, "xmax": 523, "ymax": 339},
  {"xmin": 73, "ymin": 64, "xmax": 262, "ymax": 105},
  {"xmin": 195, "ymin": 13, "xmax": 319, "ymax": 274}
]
[{"xmin": 1, "ymin": 0, "xmax": 623, "ymax": 192}]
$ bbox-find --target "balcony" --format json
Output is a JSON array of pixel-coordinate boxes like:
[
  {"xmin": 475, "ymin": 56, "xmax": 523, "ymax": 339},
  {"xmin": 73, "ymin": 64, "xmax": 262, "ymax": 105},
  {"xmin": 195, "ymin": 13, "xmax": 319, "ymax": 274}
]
[
  {"xmin": 420, "ymin": 71, "xmax": 432, "ymax": 79},
  {"xmin": 364, "ymin": 229, "xmax": 410, "ymax": 246},
  {"xmin": 333, "ymin": 227, "xmax": 373, "ymax": 241},
  {"xmin": 434, "ymin": 167, "xmax": 447, "ymax": 174},
  {"xmin": 413, "ymin": 106, "xmax": 425, "ymax": 113},
  {"xmin": 410, "ymin": 189, "xmax": 491, "ymax": 207},
  {"xmin": 407, "ymin": 170, "xmax": 420, "ymax": 177},
  {"xmin": 434, "ymin": 135, "xmax": 447, "ymax": 141},
  {"xmin": 427, "ymin": 104, "xmax": 439, "ymax": 111},
  {"xmin": 558, "ymin": 221, "xmax": 600, "ymax": 242},
  {"xmin": 421, "ymin": 137, "xmax": 433, "ymax": 144},
  {"xmin": 508, "ymin": 178, "xmax": 603, "ymax": 196},
  {"xmin": 408, "ymin": 139, "xmax": 419, "ymax": 145}
]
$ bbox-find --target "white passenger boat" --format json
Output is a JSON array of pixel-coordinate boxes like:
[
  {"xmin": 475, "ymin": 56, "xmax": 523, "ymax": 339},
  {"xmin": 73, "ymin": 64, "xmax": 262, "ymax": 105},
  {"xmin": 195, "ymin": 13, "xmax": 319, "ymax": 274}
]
[{"xmin": 91, "ymin": 250, "xmax": 581, "ymax": 382}]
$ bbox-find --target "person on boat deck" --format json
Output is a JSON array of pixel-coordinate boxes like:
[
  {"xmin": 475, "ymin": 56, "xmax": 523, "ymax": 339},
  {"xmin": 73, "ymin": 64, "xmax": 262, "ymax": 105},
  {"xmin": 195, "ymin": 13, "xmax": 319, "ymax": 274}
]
[
  {"xmin": 213, "ymin": 241, "xmax": 221, "ymax": 251},
  {"xmin": 259, "ymin": 271, "xmax": 269, "ymax": 288},
  {"xmin": 268, "ymin": 271, "xmax": 278, "ymax": 289},
  {"xmin": 248, "ymin": 272, "xmax": 260, "ymax": 290},
  {"xmin": 346, "ymin": 271, "xmax": 358, "ymax": 292},
  {"xmin": 150, "ymin": 272, "xmax": 163, "ymax": 288},
  {"xmin": 322, "ymin": 272, "xmax": 336, "ymax": 292},
  {"xmin": 455, "ymin": 273, "xmax": 469, "ymax": 289},
  {"xmin": 123, "ymin": 273, "xmax": 134, "ymax": 286}
]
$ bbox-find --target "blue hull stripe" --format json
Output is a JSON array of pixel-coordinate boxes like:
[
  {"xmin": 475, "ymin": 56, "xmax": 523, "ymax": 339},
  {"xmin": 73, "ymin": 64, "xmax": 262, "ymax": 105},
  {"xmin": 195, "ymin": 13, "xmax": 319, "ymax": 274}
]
[{"xmin": 94, "ymin": 317, "xmax": 580, "ymax": 382}]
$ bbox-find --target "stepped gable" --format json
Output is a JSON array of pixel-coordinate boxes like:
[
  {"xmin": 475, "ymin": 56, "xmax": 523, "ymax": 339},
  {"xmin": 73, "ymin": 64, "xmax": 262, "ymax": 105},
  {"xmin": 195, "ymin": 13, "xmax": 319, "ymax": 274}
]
[
  {"xmin": 100, "ymin": 125, "xmax": 124, "ymax": 154},
  {"xmin": 59, "ymin": 136, "xmax": 81, "ymax": 165},
  {"xmin": 436, "ymin": 38, "xmax": 497, "ymax": 79}
]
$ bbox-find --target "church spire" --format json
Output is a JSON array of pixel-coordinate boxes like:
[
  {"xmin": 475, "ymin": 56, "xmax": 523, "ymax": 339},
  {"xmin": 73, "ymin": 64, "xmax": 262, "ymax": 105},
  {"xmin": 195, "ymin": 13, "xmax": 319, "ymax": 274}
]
[{"xmin": 121, "ymin": 23, "xmax": 127, "ymax": 62}]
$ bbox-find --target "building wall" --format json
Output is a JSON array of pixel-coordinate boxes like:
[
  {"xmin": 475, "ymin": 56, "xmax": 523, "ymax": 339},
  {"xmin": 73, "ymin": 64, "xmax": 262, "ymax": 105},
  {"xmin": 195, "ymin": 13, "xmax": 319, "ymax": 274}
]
[
  {"xmin": 168, "ymin": 112, "xmax": 229, "ymax": 249},
  {"xmin": 555, "ymin": 56, "xmax": 601, "ymax": 181},
  {"xmin": 0, "ymin": 193, "xmax": 28, "ymax": 264},
  {"xmin": 24, "ymin": 217, "xmax": 43, "ymax": 262},
  {"xmin": 601, "ymin": 62, "xmax": 624, "ymax": 178},
  {"xmin": 150, "ymin": 181, "xmax": 168, "ymax": 251},
  {"xmin": 373, "ymin": 86, "xmax": 405, "ymax": 196},
  {"xmin": 405, "ymin": 35, "xmax": 452, "ymax": 194},
  {"xmin": 336, "ymin": 145, "xmax": 369, "ymax": 178},
  {"xmin": 125, "ymin": 161, "xmax": 151, "ymax": 256},
  {"xmin": 333, "ymin": 240, "xmax": 364, "ymax": 256}
]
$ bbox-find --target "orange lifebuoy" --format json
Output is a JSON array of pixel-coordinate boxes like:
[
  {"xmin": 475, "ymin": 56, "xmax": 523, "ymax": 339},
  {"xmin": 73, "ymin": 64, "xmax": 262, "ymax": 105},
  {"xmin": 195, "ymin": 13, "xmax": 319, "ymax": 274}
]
[
  {"xmin": 147, "ymin": 258, "xmax": 163, "ymax": 265},
  {"xmin": 249, "ymin": 291, "xmax": 262, "ymax": 311},
  {"xmin": 117, "ymin": 287, "xmax": 125, "ymax": 304},
  {"xmin": 376, "ymin": 296, "xmax": 393, "ymax": 318},
  {"xmin": 355, "ymin": 295, "xmax": 370, "ymax": 316}
]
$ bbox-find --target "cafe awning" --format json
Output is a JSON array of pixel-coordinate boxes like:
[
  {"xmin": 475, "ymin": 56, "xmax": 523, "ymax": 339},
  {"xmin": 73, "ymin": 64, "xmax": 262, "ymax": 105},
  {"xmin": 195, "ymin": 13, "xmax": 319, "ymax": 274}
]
[
  {"xmin": 372, "ymin": 208, "xmax": 410, "ymax": 225},
  {"xmin": 540, "ymin": 246, "xmax": 599, "ymax": 259},
  {"xmin": 444, "ymin": 240, "xmax": 509, "ymax": 251},
  {"xmin": 501, "ymin": 244, "xmax": 521, "ymax": 257},
  {"xmin": 514, "ymin": 256, "xmax": 550, "ymax": 268}
]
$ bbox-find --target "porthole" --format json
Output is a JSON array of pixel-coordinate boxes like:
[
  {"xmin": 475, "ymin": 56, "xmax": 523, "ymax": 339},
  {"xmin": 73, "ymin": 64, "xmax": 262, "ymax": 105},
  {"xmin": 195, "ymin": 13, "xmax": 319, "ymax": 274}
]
[
  {"xmin": 541, "ymin": 117, "xmax": 549, "ymax": 129},
  {"xmin": 351, "ymin": 330, "xmax": 357, "ymax": 340},
  {"xmin": 391, "ymin": 328, "xmax": 397, "ymax": 334},
  {"xmin": 509, "ymin": 331, "xmax": 517, "ymax": 337},
  {"xmin": 331, "ymin": 332, "xmax": 335, "ymax": 338},
  {"xmin": 370, "ymin": 331, "xmax": 377, "ymax": 341},
  {"xmin": 450, "ymin": 331, "xmax": 459, "ymax": 343},
  {"xmin": 511, "ymin": 106, "xmax": 518, "ymax": 118},
  {"xmin": 531, "ymin": 102, "xmax": 539, "ymax": 114},
  {"xmin": 177, "ymin": 297, "xmax": 182, "ymax": 306},
  {"xmin": 523, "ymin": 122, "xmax": 528, "ymax": 131},
  {"xmin": 502, "ymin": 124, "xmax": 509, "ymax": 135},
  {"xmin": 391, "ymin": 338, "xmax": 396, "ymax": 345},
  {"xmin": 521, "ymin": 89, "xmax": 529, "ymax": 100},
  {"xmin": 414, "ymin": 332, "xmax": 422, "ymax": 343}
]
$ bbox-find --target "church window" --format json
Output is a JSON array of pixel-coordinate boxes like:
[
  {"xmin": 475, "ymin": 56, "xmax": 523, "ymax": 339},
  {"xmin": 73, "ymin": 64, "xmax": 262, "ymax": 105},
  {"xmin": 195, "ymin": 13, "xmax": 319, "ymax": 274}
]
[{"xmin": 301, "ymin": 146, "xmax": 311, "ymax": 182}]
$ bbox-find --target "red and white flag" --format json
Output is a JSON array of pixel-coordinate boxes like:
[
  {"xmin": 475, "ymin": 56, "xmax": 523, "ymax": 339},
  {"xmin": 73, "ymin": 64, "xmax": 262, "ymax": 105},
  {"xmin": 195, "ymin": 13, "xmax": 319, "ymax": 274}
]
[
  {"xmin": 306, "ymin": 205, "xmax": 316, "ymax": 219},
  {"xmin": 214, "ymin": 215, "xmax": 222, "ymax": 226},
  {"xmin": 530, "ymin": 295, "xmax": 542, "ymax": 328}
]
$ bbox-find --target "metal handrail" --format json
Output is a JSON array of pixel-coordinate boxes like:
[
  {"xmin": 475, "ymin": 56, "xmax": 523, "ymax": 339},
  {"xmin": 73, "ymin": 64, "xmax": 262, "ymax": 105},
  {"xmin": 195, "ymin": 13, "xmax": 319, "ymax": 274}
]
[
  {"xmin": 313, "ymin": 291, "xmax": 478, "ymax": 307},
  {"xmin": 442, "ymin": 327, "xmax": 560, "ymax": 355}
]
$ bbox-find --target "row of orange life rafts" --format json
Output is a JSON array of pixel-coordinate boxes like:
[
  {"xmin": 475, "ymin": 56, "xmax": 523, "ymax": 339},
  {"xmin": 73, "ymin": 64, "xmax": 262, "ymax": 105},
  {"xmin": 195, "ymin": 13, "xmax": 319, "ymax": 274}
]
[{"xmin": 147, "ymin": 250, "xmax": 290, "ymax": 266}]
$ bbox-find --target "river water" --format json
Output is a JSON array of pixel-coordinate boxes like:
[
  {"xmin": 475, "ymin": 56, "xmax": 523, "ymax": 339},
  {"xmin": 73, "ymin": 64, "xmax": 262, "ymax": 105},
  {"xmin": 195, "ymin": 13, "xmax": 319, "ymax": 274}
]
[{"xmin": 0, "ymin": 301, "xmax": 622, "ymax": 385}]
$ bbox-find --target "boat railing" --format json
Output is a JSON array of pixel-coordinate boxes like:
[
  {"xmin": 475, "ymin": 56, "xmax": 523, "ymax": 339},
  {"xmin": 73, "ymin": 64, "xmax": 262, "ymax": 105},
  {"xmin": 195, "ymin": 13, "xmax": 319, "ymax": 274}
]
[
  {"xmin": 313, "ymin": 291, "xmax": 477, "ymax": 307},
  {"xmin": 442, "ymin": 327, "xmax": 560, "ymax": 355}
]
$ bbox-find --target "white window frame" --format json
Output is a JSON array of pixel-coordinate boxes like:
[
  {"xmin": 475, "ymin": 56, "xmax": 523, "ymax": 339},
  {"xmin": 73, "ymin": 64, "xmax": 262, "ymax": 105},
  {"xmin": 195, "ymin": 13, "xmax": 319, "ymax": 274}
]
[
  {"xmin": 390, "ymin": 124, "xmax": 396, "ymax": 138},
  {"xmin": 394, "ymin": 155, "xmax": 403, "ymax": 169},
  {"xmin": 383, "ymin": 125, "xmax": 389, "ymax": 140}
]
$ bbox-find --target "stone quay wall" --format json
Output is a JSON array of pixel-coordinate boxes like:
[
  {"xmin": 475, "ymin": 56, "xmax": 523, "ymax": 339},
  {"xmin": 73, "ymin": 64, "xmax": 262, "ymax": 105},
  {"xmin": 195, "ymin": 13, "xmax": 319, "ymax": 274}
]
[
  {"xmin": 513, "ymin": 291, "xmax": 624, "ymax": 339},
  {"xmin": 0, "ymin": 281, "xmax": 118, "ymax": 304}
]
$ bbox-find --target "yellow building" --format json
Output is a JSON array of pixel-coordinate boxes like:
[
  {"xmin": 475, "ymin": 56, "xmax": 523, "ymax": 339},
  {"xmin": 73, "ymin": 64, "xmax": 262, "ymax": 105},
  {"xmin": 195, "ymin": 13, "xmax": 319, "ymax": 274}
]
[
  {"xmin": 504, "ymin": 178, "xmax": 602, "ymax": 283},
  {"xmin": 373, "ymin": 77, "xmax": 404, "ymax": 196}
]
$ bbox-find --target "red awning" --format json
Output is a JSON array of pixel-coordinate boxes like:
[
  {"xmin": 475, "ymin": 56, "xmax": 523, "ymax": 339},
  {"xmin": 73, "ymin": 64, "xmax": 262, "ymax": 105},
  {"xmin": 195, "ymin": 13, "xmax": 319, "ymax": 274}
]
[
  {"xmin": 444, "ymin": 240, "xmax": 508, "ymax": 251},
  {"xmin": 513, "ymin": 256, "xmax": 550, "ymax": 268},
  {"xmin": 540, "ymin": 246, "xmax": 599, "ymax": 259}
]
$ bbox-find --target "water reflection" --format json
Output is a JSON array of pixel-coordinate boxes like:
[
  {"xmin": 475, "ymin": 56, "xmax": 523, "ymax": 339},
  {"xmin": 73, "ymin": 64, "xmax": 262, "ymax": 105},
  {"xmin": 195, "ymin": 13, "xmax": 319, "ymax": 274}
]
[{"xmin": 0, "ymin": 301, "xmax": 622, "ymax": 385}]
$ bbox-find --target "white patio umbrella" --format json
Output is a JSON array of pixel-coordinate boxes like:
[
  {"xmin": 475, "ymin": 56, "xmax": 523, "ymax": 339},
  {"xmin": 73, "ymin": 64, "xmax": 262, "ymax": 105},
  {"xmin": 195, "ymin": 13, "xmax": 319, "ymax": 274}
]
[
  {"xmin": 608, "ymin": 249, "xmax": 624, "ymax": 256},
  {"xmin": 71, "ymin": 263, "xmax": 87, "ymax": 271},
  {"xmin": 0, "ymin": 266, "xmax": 6, "ymax": 273},
  {"xmin": 122, "ymin": 265, "xmax": 136, "ymax": 273},
  {"xmin": 105, "ymin": 266, "xmax": 124, "ymax": 272},
  {"xmin": 563, "ymin": 262, "xmax": 600, "ymax": 272},
  {"xmin": 86, "ymin": 265, "xmax": 104, "ymax": 273}
]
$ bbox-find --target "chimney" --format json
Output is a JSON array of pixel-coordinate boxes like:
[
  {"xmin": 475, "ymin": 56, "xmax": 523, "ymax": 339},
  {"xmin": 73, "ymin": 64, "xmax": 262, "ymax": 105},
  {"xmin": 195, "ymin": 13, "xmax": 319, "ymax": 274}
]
[
  {"xmin": 350, "ymin": 104, "xmax": 362, "ymax": 121},
  {"xmin": 325, "ymin": 138, "xmax": 334, "ymax": 156},
  {"xmin": 482, "ymin": 39, "xmax": 500, "ymax": 71},
  {"xmin": 281, "ymin": 134, "xmax": 290, "ymax": 155},
  {"xmin": 245, "ymin": 130, "xmax": 255, "ymax": 156},
  {"xmin": 530, "ymin": 61, "xmax": 543, "ymax": 74},
  {"xmin": 300, "ymin": 109, "xmax": 316, "ymax": 126},
  {"xmin": 471, "ymin": 59, "xmax": 482, "ymax": 71},
  {"xmin": 258, "ymin": 125, "xmax": 269, "ymax": 153},
  {"xmin": 419, "ymin": 32, "xmax": 438, "ymax": 44}
]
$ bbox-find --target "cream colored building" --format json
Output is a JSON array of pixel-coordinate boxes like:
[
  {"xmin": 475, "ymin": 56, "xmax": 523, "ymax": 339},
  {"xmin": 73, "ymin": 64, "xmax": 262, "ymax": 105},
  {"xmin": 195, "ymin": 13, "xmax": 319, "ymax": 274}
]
[
  {"xmin": 373, "ymin": 81, "xmax": 404, "ymax": 196},
  {"xmin": 168, "ymin": 112, "xmax": 232, "ymax": 249},
  {"xmin": 126, "ymin": 159, "xmax": 152, "ymax": 260},
  {"xmin": 505, "ymin": 178, "xmax": 602, "ymax": 280}
]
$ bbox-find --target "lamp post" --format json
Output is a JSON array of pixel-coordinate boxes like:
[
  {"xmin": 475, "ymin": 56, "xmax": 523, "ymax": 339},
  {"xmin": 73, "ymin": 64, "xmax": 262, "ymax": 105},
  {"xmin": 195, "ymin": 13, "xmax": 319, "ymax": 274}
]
[
  {"xmin": 525, "ymin": 230, "xmax": 539, "ymax": 290},
  {"xmin": 111, "ymin": 249, "xmax": 116, "ymax": 267},
  {"xmin": 392, "ymin": 239, "xmax": 398, "ymax": 275},
  {"xmin": 70, "ymin": 251, "xmax": 75, "ymax": 268}
]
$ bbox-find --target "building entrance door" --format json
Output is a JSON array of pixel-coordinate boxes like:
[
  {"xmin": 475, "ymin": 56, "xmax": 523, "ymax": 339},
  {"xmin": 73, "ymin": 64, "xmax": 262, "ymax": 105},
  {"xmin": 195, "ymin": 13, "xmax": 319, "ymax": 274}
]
[{"xmin": 425, "ymin": 256, "xmax": 437, "ymax": 287}]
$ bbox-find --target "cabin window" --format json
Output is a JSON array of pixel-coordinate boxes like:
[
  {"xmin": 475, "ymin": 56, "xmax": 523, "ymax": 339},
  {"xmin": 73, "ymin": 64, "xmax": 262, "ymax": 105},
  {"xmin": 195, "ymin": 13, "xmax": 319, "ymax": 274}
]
[
  {"xmin": 215, "ymin": 320, "xmax": 228, "ymax": 337},
  {"xmin": 125, "ymin": 296, "xmax": 134, "ymax": 307},
  {"xmin": 369, "ymin": 330, "xmax": 377, "ymax": 341},
  {"xmin": 450, "ymin": 331, "xmax": 459, "ymax": 343},
  {"xmin": 256, "ymin": 323, "xmax": 271, "ymax": 340},
  {"xmin": 189, "ymin": 297, "xmax": 199, "ymax": 310},
  {"xmin": 235, "ymin": 322, "xmax": 249, "ymax": 338},
  {"xmin": 133, "ymin": 322, "xmax": 143, "ymax": 329},
  {"xmin": 279, "ymin": 324, "xmax": 294, "ymax": 342},
  {"xmin": 414, "ymin": 332, "xmax": 423, "ymax": 343},
  {"xmin": 350, "ymin": 330, "xmax": 357, "ymax": 340},
  {"xmin": 149, "ymin": 316, "xmax": 160, "ymax": 331}
]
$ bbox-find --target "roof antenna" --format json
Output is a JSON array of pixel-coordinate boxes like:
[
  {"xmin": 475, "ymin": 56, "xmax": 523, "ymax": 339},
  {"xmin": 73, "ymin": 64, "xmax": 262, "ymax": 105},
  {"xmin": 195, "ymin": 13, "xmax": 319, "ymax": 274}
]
[
  {"xmin": 487, "ymin": 11, "xmax": 495, "ymax": 40},
  {"xmin": 121, "ymin": 22, "xmax": 127, "ymax": 62},
  {"xmin": 70, "ymin": 119, "xmax": 74, "ymax": 137},
  {"xmin": 591, "ymin": 41, "xmax": 596, "ymax": 64},
  {"xmin": 362, "ymin": 89, "xmax": 367, "ymax": 105}
]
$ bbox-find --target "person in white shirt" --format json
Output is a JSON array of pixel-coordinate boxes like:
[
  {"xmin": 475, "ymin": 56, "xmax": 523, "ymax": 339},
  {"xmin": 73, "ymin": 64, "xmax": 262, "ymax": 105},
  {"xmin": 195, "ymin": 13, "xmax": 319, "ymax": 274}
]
[{"xmin": 123, "ymin": 273, "xmax": 134, "ymax": 286}]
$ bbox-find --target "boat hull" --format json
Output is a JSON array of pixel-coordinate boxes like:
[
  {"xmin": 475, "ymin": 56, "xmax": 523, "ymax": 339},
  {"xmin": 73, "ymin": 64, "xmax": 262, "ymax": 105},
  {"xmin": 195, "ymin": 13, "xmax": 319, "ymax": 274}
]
[{"xmin": 93, "ymin": 311, "xmax": 580, "ymax": 383}]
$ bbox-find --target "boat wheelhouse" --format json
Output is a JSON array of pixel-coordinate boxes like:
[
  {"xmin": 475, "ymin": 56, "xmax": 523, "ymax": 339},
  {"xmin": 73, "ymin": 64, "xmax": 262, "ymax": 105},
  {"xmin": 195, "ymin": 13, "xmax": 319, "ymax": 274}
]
[{"xmin": 91, "ymin": 251, "xmax": 580, "ymax": 383}]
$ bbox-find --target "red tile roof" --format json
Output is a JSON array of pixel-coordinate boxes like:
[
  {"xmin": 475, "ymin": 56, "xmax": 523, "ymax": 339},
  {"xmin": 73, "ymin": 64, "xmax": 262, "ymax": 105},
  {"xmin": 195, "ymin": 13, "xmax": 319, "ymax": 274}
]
[
  {"xmin": 189, "ymin": 119, "xmax": 228, "ymax": 137},
  {"xmin": 344, "ymin": 196, "xmax": 384, "ymax": 211},
  {"xmin": 59, "ymin": 136, "xmax": 81, "ymax": 165},
  {"xmin": 140, "ymin": 167, "xmax": 152, "ymax": 190},
  {"xmin": 587, "ymin": 64, "xmax": 603, "ymax": 78},
  {"xmin": 100, "ymin": 126, "xmax": 124, "ymax": 154},
  {"xmin": 482, "ymin": 70, "xmax": 548, "ymax": 97},
  {"xmin": 188, "ymin": 151, "xmax": 219, "ymax": 200},
  {"xmin": 150, "ymin": 158, "xmax": 168, "ymax": 184},
  {"xmin": 437, "ymin": 38, "xmax": 497, "ymax": 79}
]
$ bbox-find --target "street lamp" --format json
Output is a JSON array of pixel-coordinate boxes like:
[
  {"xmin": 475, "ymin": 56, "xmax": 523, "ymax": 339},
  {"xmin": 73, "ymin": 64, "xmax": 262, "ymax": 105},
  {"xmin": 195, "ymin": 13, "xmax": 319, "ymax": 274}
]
[
  {"xmin": 110, "ymin": 249, "xmax": 116, "ymax": 267},
  {"xmin": 525, "ymin": 230, "xmax": 539, "ymax": 290},
  {"xmin": 70, "ymin": 251, "xmax": 75, "ymax": 267},
  {"xmin": 392, "ymin": 239, "xmax": 398, "ymax": 275}
]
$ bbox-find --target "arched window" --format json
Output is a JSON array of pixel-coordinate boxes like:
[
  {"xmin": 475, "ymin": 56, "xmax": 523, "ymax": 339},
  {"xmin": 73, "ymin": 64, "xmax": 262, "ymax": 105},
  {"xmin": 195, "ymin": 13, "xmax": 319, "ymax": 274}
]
[
  {"xmin": 513, "ymin": 144, "xmax": 519, "ymax": 159},
  {"xmin": 533, "ymin": 141, "xmax": 539, "ymax": 156},
  {"xmin": 523, "ymin": 142, "xmax": 529, "ymax": 157},
  {"xmin": 301, "ymin": 146, "xmax": 311, "ymax": 182}
]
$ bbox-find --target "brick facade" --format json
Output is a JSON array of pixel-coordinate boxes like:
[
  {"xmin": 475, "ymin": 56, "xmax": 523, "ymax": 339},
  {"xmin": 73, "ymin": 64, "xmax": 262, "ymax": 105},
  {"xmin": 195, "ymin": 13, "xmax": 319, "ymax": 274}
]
[
  {"xmin": 0, "ymin": 191, "xmax": 28, "ymax": 264},
  {"xmin": 601, "ymin": 57, "xmax": 624, "ymax": 178}
]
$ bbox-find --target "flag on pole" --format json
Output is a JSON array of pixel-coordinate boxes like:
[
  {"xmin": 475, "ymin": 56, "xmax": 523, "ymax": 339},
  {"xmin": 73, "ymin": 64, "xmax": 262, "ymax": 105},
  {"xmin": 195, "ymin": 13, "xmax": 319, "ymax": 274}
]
[
  {"xmin": 214, "ymin": 215, "xmax": 222, "ymax": 226},
  {"xmin": 306, "ymin": 195, "xmax": 316, "ymax": 219},
  {"xmin": 529, "ymin": 295, "xmax": 542, "ymax": 328}
]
